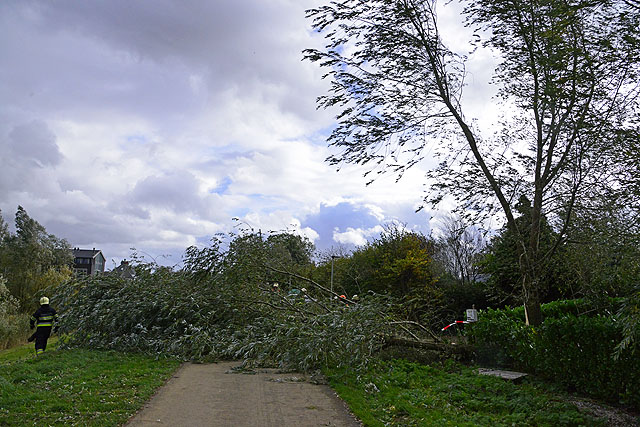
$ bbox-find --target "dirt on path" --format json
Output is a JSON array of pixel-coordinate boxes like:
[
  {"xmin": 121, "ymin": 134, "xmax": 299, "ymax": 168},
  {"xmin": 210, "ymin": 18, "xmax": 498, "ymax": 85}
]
[{"xmin": 125, "ymin": 362, "xmax": 362, "ymax": 427}]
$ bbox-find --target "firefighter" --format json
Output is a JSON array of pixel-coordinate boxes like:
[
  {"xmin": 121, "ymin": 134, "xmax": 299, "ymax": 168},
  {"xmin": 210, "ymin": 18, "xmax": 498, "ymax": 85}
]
[{"xmin": 28, "ymin": 296, "xmax": 58, "ymax": 356}]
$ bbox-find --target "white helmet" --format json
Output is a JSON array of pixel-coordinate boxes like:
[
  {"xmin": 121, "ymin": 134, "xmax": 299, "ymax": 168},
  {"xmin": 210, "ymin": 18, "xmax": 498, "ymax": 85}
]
[{"xmin": 40, "ymin": 296, "xmax": 49, "ymax": 305}]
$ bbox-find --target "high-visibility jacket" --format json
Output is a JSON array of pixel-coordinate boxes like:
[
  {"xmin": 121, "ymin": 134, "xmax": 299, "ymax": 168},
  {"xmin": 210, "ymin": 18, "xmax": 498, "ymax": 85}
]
[{"xmin": 30, "ymin": 305, "xmax": 58, "ymax": 329}]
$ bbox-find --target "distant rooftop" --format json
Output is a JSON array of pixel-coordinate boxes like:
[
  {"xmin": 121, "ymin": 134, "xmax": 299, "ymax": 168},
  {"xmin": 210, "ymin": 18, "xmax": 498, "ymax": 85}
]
[{"xmin": 72, "ymin": 248, "xmax": 103, "ymax": 258}]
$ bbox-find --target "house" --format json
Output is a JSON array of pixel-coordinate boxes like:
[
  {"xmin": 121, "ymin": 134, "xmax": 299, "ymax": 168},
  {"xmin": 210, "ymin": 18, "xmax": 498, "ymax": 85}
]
[
  {"xmin": 110, "ymin": 259, "xmax": 135, "ymax": 279},
  {"xmin": 72, "ymin": 248, "xmax": 106, "ymax": 275}
]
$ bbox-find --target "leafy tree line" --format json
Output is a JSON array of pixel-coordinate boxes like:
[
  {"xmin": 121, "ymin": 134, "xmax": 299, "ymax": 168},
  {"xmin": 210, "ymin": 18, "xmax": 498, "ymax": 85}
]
[
  {"xmin": 1, "ymin": 202, "xmax": 636, "ymax": 360},
  {"xmin": 316, "ymin": 215, "xmax": 638, "ymax": 323},
  {"xmin": 0, "ymin": 206, "xmax": 73, "ymax": 312}
]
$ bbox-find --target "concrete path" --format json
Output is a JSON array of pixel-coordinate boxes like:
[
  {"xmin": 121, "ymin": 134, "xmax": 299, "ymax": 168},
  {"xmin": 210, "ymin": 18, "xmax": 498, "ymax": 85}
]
[{"xmin": 125, "ymin": 362, "xmax": 362, "ymax": 427}]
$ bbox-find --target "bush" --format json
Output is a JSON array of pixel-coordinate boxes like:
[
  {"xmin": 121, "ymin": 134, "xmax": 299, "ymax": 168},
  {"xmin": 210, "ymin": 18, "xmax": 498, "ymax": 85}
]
[
  {"xmin": 470, "ymin": 300, "xmax": 640, "ymax": 409},
  {"xmin": 0, "ymin": 276, "xmax": 30, "ymax": 350},
  {"xmin": 0, "ymin": 313, "xmax": 30, "ymax": 350},
  {"xmin": 315, "ymin": 226, "xmax": 442, "ymax": 326},
  {"xmin": 471, "ymin": 298, "xmax": 622, "ymax": 328},
  {"xmin": 534, "ymin": 315, "xmax": 639, "ymax": 406},
  {"xmin": 615, "ymin": 285, "xmax": 640, "ymax": 357}
]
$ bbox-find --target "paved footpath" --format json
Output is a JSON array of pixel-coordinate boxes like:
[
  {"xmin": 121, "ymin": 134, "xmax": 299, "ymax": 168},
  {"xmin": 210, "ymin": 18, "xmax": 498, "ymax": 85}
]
[{"xmin": 125, "ymin": 362, "xmax": 362, "ymax": 427}]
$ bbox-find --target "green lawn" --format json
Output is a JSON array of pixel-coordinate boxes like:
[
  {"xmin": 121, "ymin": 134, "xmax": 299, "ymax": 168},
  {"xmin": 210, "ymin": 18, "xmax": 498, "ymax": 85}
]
[
  {"xmin": 325, "ymin": 359, "xmax": 611, "ymax": 426},
  {"xmin": 1, "ymin": 341, "xmax": 631, "ymax": 426},
  {"xmin": 0, "ymin": 341, "xmax": 180, "ymax": 426}
]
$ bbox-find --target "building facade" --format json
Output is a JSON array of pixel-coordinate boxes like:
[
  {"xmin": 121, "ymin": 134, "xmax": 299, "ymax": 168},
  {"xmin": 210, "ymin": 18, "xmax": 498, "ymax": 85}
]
[{"xmin": 72, "ymin": 248, "xmax": 105, "ymax": 275}]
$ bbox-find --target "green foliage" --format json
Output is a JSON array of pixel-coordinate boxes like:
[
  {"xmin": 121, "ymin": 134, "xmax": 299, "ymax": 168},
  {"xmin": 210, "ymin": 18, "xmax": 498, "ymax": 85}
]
[
  {"xmin": 0, "ymin": 275, "xmax": 30, "ymax": 350},
  {"xmin": 436, "ymin": 274, "xmax": 489, "ymax": 322},
  {"xmin": 0, "ymin": 346, "xmax": 180, "ymax": 426},
  {"xmin": 615, "ymin": 285, "xmax": 640, "ymax": 357},
  {"xmin": 315, "ymin": 226, "xmax": 442, "ymax": 325},
  {"xmin": 474, "ymin": 298, "xmax": 621, "ymax": 324},
  {"xmin": 0, "ymin": 313, "xmax": 29, "ymax": 351},
  {"xmin": 0, "ymin": 211, "xmax": 8, "ymax": 242},
  {"xmin": 479, "ymin": 196, "xmax": 572, "ymax": 307},
  {"xmin": 0, "ymin": 275, "xmax": 18, "ymax": 318},
  {"xmin": 229, "ymin": 294, "xmax": 394, "ymax": 372},
  {"xmin": 470, "ymin": 301, "xmax": 640, "ymax": 409},
  {"xmin": 562, "ymin": 207, "xmax": 640, "ymax": 299},
  {"xmin": 55, "ymin": 265, "xmax": 231, "ymax": 361},
  {"xmin": 265, "ymin": 232, "xmax": 314, "ymax": 267},
  {"xmin": 0, "ymin": 206, "xmax": 73, "ymax": 311},
  {"xmin": 55, "ymin": 231, "xmax": 397, "ymax": 371},
  {"xmin": 326, "ymin": 359, "xmax": 606, "ymax": 426}
]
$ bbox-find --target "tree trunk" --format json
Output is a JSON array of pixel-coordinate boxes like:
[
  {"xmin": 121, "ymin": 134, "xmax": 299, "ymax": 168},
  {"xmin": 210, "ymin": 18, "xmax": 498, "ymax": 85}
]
[
  {"xmin": 523, "ymin": 280, "xmax": 542, "ymax": 326},
  {"xmin": 382, "ymin": 336, "xmax": 473, "ymax": 355}
]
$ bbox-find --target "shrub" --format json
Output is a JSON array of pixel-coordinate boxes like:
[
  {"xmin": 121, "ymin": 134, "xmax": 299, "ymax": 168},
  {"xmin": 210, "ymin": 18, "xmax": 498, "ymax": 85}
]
[
  {"xmin": 470, "ymin": 300, "xmax": 640, "ymax": 409},
  {"xmin": 0, "ymin": 276, "xmax": 30, "ymax": 349},
  {"xmin": 315, "ymin": 226, "xmax": 442, "ymax": 326},
  {"xmin": 615, "ymin": 285, "xmax": 640, "ymax": 357},
  {"xmin": 0, "ymin": 313, "xmax": 30, "ymax": 350}
]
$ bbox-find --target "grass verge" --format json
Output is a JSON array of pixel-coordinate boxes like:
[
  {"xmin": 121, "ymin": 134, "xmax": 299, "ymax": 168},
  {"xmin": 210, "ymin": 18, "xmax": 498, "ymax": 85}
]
[
  {"xmin": 325, "ymin": 359, "xmax": 613, "ymax": 426},
  {"xmin": 0, "ymin": 341, "xmax": 180, "ymax": 426}
]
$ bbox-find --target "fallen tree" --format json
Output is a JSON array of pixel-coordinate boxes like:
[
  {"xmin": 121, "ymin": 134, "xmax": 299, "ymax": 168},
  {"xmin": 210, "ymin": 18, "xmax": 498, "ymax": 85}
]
[{"xmin": 55, "ymin": 231, "xmax": 448, "ymax": 371}]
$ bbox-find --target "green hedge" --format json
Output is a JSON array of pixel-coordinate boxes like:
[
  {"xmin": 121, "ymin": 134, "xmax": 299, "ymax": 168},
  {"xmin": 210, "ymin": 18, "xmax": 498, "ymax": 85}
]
[
  {"xmin": 470, "ymin": 300, "xmax": 640, "ymax": 410},
  {"xmin": 479, "ymin": 298, "xmax": 621, "ymax": 323}
]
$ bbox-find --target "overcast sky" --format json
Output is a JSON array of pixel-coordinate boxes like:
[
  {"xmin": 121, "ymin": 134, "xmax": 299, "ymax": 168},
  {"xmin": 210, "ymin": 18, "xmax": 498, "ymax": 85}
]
[{"xmin": 0, "ymin": 0, "xmax": 496, "ymax": 269}]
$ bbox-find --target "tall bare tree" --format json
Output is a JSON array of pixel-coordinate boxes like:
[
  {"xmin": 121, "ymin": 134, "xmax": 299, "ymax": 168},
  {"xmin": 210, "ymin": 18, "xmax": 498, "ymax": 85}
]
[
  {"xmin": 433, "ymin": 214, "xmax": 486, "ymax": 287},
  {"xmin": 304, "ymin": 0, "xmax": 639, "ymax": 325}
]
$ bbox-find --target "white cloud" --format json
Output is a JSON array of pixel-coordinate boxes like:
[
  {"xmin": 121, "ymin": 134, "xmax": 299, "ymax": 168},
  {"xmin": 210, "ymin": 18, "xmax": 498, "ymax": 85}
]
[
  {"xmin": 333, "ymin": 225, "xmax": 385, "ymax": 247},
  {"xmin": 0, "ymin": 0, "xmax": 494, "ymax": 266}
]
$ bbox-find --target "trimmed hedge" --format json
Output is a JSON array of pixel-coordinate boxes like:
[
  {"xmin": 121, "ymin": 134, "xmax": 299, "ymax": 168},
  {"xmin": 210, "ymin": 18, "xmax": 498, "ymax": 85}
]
[
  {"xmin": 479, "ymin": 298, "xmax": 621, "ymax": 323},
  {"xmin": 470, "ymin": 300, "xmax": 640, "ymax": 410}
]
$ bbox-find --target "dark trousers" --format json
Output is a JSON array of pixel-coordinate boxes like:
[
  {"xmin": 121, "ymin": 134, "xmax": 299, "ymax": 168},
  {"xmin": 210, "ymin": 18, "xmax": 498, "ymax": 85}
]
[{"xmin": 32, "ymin": 327, "xmax": 52, "ymax": 355}]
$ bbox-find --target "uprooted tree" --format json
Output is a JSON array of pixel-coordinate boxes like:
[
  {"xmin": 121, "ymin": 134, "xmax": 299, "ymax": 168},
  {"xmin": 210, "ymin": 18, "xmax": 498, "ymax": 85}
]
[{"xmin": 304, "ymin": 0, "xmax": 640, "ymax": 325}]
